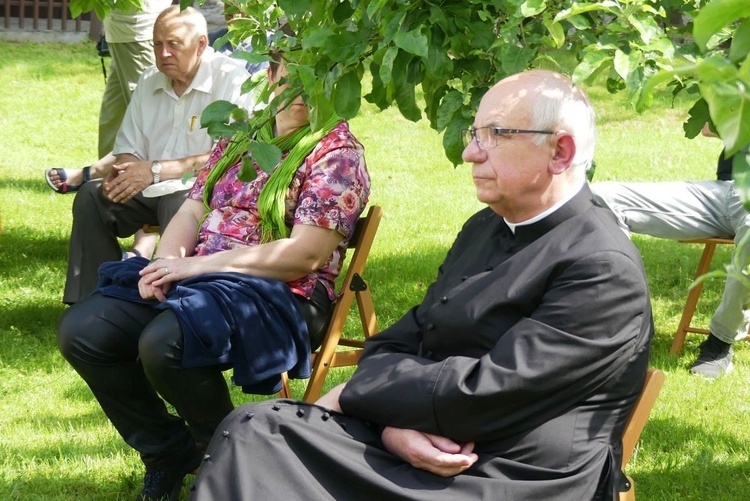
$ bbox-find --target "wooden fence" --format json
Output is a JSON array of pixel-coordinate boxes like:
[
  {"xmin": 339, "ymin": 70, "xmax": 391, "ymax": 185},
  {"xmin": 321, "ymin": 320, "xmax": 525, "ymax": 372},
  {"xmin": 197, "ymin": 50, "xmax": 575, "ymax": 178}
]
[{"xmin": 2, "ymin": 0, "xmax": 93, "ymax": 35}]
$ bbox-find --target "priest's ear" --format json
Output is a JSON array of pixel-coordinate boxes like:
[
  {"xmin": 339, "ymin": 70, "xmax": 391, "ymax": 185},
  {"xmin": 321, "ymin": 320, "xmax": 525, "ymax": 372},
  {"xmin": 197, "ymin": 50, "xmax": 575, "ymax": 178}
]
[{"xmin": 549, "ymin": 133, "xmax": 576, "ymax": 175}]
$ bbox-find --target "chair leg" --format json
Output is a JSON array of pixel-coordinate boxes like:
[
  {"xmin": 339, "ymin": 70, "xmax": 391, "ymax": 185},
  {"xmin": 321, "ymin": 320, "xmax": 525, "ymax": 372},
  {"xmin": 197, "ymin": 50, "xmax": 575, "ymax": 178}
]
[
  {"xmin": 276, "ymin": 372, "xmax": 291, "ymax": 399},
  {"xmin": 672, "ymin": 242, "xmax": 717, "ymax": 354},
  {"xmin": 618, "ymin": 476, "xmax": 636, "ymax": 501}
]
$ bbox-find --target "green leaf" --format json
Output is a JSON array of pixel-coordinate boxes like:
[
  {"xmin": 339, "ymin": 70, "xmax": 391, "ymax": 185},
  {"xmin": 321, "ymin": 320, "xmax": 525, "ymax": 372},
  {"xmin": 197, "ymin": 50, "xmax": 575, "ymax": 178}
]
[
  {"xmin": 237, "ymin": 156, "xmax": 258, "ymax": 183},
  {"xmin": 701, "ymin": 80, "xmax": 750, "ymax": 157},
  {"xmin": 520, "ymin": 0, "xmax": 546, "ymax": 18},
  {"xmin": 572, "ymin": 51, "xmax": 612, "ymax": 84},
  {"xmin": 443, "ymin": 116, "xmax": 470, "ymax": 167},
  {"xmin": 301, "ymin": 28, "xmax": 335, "ymax": 50},
  {"xmin": 635, "ymin": 66, "xmax": 682, "ymax": 113},
  {"xmin": 333, "ymin": 1, "xmax": 355, "ymax": 24},
  {"xmin": 324, "ymin": 31, "xmax": 370, "ymax": 65},
  {"xmin": 436, "ymin": 90, "xmax": 463, "ymax": 132},
  {"xmin": 366, "ymin": 0, "xmax": 390, "ymax": 19},
  {"xmin": 200, "ymin": 100, "xmax": 239, "ymax": 128},
  {"xmin": 613, "ymin": 49, "xmax": 640, "ymax": 82},
  {"xmin": 544, "ymin": 20, "xmax": 565, "ymax": 49},
  {"xmin": 324, "ymin": 64, "xmax": 344, "ymax": 101},
  {"xmin": 393, "ymin": 28, "xmax": 429, "ymax": 58},
  {"xmin": 365, "ymin": 62, "xmax": 389, "ymax": 110},
  {"xmin": 204, "ymin": 122, "xmax": 238, "ymax": 141},
  {"xmin": 294, "ymin": 64, "xmax": 318, "ymax": 98},
  {"xmin": 277, "ymin": 0, "xmax": 310, "ymax": 17},
  {"xmin": 733, "ymin": 148, "xmax": 750, "ymax": 210},
  {"xmin": 565, "ymin": 14, "xmax": 592, "ymax": 30},
  {"xmin": 683, "ymin": 99, "xmax": 711, "ymax": 139},
  {"xmin": 499, "ymin": 44, "xmax": 535, "ymax": 75},
  {"xmin": 379, "ymin": 47, "xmax": 399, "ymax": 86},
  {"xmin": 247, "ymin": 141, "xmax": 282, "ymax": 174},
  {"xmin": 308, "ymin": 93, "xmax": 336, "ymax": 132},
  {"xmin": 230, "ymin": 107, "xmax": 248, "ymax": 122},
  {"xmin": 627, "ymin": 14, "xmax": 662, "ymax": 45},
  {"xmin": 426, "ymin": 42, "xmax": 453, "ymax": 80},
  {"xmin": 694, "ymin": 0, "xmax": 750, "ymax": 51},
  {"xmin": 554, "ymin": 1, "xmax": 619, "ymax": 22},
  {"xmin": 333, "ymin": 71, "xmax": 362, "ymax": 119},
  {"xmin": 394, "ymin": 80, "xmax": 421, "ymax": 122},
  {"xmin": 730, "ymin": 19, "xmax": 750, "ymax": 65}
]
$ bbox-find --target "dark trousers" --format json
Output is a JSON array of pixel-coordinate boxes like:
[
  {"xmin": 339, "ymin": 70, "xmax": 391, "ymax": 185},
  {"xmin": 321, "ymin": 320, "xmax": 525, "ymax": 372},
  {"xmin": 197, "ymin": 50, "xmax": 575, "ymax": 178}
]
[
  {"xmin": 57, "ymin": 283, "xmax": 333, "ymax": 470},
  {"xmin": 63, "ymin": 181, "xmax": 186, "ymax": 304}
]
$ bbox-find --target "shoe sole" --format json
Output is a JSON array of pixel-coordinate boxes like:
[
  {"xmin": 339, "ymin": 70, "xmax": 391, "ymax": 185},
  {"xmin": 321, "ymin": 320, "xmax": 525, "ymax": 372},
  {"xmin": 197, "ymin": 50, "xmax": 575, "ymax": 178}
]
[{"xmin": 690, "ymin": 361, "xmax": 734, "ymax": 380}]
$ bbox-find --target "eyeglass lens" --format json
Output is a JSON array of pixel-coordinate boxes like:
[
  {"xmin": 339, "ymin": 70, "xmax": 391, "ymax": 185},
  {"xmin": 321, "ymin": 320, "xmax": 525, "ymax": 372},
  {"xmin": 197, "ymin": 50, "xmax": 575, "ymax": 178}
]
[{"xmin": 462, "ymin": 128, "xmax": 494, "ymax": 150}]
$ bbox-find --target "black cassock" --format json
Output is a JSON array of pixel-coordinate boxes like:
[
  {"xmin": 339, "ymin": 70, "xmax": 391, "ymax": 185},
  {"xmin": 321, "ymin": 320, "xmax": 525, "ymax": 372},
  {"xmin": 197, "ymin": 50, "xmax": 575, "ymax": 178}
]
[{"xmin": 191, "ymin": 185, "xmax": 654, "ymax": 501}]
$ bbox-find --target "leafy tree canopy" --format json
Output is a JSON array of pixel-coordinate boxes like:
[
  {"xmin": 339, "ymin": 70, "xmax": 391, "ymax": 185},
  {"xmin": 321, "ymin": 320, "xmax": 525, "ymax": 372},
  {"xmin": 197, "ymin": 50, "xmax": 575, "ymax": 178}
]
[{"xmin": 71, "ymin": 0, "xmax": 748, "ymax": 172}]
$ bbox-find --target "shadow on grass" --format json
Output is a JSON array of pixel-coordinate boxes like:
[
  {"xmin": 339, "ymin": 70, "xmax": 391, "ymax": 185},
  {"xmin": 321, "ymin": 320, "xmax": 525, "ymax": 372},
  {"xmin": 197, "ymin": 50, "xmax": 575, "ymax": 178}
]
[
  {"xmin": 0, "ymin": 225, "xmax": 71, "ymax": 265},
  {"xmin": 629, "ymin": 417, "xmax": 750, "ymax": 501},
  {"xmin": 0, "ymin": 176, "xmax": 69, "ymax": 193}
]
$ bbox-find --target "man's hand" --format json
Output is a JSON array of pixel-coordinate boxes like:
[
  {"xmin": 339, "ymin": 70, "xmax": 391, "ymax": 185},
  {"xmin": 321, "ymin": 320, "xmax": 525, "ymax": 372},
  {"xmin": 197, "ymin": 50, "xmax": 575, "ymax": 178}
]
[
  {"xmin": 103, "ymin": 161, "xmax": 154, "ymax": 203},
  {"xmin": 315, "ymin": 382, "xmax": 346, "ymax": 413},
  {"xmin": 381, "ymin": 427, "xmax": 478, "ymax": 477}
]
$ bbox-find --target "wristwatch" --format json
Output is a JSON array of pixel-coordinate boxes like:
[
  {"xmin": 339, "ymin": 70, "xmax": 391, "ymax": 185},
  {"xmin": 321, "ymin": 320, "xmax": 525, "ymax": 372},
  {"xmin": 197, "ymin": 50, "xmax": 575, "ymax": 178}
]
[{"xmin": 151, "ymin": 161, "xmax": 163, "ymax": 184}]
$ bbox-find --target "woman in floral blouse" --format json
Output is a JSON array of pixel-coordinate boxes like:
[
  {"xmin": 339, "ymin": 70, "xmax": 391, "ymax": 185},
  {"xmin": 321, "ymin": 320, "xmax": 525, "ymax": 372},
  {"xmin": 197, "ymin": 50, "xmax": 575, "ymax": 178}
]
[{"xmin": 57, "ymin": 56, "xmax": 371, "ymax": 500}]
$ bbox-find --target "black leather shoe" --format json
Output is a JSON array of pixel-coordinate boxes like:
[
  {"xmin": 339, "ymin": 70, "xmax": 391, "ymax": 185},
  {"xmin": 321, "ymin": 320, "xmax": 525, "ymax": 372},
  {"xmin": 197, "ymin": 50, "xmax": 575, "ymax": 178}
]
[{"xmin": 137, "ymin": 451, "xmax": 201, "ymax": 501}]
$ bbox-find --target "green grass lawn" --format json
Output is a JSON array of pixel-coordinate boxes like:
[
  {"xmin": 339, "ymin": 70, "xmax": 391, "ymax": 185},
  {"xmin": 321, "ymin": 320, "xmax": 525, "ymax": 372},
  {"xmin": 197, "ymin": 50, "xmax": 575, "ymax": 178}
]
[{"xmin": 0, "ymin": 41, "xmax": 748, "ymax": 500}]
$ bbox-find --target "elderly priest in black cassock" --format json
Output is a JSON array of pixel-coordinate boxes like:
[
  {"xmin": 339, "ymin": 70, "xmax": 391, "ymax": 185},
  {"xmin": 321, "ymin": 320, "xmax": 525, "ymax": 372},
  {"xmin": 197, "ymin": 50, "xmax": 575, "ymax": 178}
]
[{"xmin": 190, "ymin": 69, "xmax": 654, "ymax": 501}]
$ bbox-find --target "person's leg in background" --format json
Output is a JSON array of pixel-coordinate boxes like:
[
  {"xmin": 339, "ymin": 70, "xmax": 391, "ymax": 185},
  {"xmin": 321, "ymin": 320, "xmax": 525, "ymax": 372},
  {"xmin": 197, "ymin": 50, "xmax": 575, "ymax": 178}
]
[
  {"xmin": 64, "ymin": 186, "xmax": 163, "ymax": 304},
  {"xmin": 592, "ymin": 180, "xmax": 739, "ymax": 378},
  {"xmin": 99, "ymin": 40, "xmax": 154, "ymax": 157}
]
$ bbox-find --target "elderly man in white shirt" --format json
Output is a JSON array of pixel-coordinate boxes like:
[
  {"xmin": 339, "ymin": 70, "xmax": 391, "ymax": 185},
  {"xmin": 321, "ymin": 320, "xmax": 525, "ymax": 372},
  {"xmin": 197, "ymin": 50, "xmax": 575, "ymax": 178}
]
[{"xmin": 62, "ymin": 5, "xmax": 255, "ymax": 305}]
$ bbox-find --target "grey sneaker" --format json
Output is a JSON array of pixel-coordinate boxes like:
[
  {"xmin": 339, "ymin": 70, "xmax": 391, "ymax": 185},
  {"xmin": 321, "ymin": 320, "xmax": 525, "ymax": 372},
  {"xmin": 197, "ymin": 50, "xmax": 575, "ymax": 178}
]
[{"xmin": 689, "ymin": 335, "xmax": 734, "ymax": 379}]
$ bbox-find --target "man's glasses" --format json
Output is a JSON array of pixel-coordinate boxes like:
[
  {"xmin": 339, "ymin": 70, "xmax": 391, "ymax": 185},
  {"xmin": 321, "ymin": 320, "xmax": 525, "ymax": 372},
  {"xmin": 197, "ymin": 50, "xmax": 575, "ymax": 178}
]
[{"xmin": 461, "ymin": 126, "xmax": 556, "ymax": 150}]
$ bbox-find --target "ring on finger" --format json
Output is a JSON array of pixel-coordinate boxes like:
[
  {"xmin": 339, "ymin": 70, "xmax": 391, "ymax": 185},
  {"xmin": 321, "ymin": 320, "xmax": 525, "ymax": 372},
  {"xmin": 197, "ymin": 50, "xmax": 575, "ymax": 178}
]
[{"xmin": 164, "ymin": 268, "xmax": 169, "ymax": 274}]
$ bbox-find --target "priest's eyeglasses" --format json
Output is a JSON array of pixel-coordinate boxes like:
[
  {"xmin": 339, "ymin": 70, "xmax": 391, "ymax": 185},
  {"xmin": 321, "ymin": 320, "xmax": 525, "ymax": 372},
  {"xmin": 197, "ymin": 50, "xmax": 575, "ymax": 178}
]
[{"xmin": 461, "ymin": 126, "xmax": 556, "ymax": 151}]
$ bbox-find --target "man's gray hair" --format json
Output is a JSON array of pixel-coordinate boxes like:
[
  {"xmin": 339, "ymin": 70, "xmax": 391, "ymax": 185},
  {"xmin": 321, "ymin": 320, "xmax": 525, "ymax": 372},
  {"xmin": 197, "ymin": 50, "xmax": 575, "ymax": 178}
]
[
  {"xmin": 156, "ymin": 5, "xmax": 208, "ymax": 41},
  {"xmin": 528, "ymin": 77, "xmax": 596, "ymax": 183}
]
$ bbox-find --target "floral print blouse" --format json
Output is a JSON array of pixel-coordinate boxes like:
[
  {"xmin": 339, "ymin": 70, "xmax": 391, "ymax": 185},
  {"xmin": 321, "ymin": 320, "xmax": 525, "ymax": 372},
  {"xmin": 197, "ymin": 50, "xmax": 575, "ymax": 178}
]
[{"xmin": 187, "ymin": 121, "xmax": 371, "ymax": 300}]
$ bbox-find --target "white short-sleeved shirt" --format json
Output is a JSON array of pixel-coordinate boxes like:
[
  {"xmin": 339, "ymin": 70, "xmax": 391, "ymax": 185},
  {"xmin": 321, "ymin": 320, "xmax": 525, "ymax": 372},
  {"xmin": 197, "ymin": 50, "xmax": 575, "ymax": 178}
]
[{"xmin": 113, "ymin": 48, "xmax": 253, "ymax": 162}]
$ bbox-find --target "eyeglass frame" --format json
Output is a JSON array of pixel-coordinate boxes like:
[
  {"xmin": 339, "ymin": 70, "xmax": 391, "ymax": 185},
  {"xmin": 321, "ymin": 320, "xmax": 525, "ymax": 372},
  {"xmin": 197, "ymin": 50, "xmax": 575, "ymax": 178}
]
[{"xmin": 461, "ymin": 126, "xmax": 557, "ymax": 150}]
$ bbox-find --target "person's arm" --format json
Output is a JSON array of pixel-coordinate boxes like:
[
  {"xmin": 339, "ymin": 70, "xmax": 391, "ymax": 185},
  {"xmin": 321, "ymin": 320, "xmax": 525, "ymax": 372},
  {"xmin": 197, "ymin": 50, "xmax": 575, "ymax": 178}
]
[
  {"xmin": 139, "ymin": 222, "xmax": 344, "ymax": 300},
  {"xmin": 340, "ymin": 251, "xmax": 650, "ymax": 443},
  {"xmin": 103, "ymin": 152, "xmax": 211, "ymax": 204},
  {"xmin": 315, "ymin": 382, "xmax": 478, "ymax": 477},
  {"xmin": 136, "ymin": 198, "xmax": 204, "ymax": 300}
]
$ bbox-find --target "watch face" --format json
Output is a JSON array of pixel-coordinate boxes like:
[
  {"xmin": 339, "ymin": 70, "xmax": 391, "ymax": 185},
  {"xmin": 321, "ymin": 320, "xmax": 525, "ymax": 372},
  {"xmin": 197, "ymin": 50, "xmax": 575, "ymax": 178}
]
[{"xmin": 151, "ymin": 162, "xmax": 162, "ymax": 173}]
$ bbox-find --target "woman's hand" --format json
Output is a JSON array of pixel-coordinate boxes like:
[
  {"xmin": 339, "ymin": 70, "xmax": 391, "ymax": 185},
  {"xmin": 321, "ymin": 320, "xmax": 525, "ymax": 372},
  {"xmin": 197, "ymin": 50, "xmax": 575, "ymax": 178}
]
[
  {"xmin": 138, "ymin": 272, "xmax": 171, "ymax": 302},
  {"xmin": 138, "ymin": 256, "xmax": 204, "ymax": 301}
]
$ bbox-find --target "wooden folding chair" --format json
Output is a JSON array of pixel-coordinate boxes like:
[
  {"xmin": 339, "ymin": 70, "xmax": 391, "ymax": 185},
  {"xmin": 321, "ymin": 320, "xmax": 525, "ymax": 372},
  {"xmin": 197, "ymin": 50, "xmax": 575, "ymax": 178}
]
[
  {"xmin": 672, "ymin": 238, "xmax": 749, "ymax": 354},
  {"xmin": 618, "ymin": 368, "xmax": 665, "ymax": 501},
  {"xmin": 278, "ymin": 205, "xmax": 383, "ymax": 402}
]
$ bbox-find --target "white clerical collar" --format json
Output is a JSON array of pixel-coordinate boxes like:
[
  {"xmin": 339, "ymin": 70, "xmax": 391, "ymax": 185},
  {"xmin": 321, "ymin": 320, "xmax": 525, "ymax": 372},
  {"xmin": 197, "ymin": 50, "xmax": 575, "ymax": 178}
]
[{"xmin": 504, "ymin": 183, "xmax": 584, "ymax": 234}]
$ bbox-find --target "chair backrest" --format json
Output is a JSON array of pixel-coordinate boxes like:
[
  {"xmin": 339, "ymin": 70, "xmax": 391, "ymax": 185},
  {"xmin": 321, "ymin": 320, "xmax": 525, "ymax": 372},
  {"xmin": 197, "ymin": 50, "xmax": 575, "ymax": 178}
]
[
  {"xmin": 278, "ymin": 205, "xmax": 383, "ymax": 402},
  {"xmin": 621, "ymin": 368, "xmax": 665, "ymax": 468}
]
